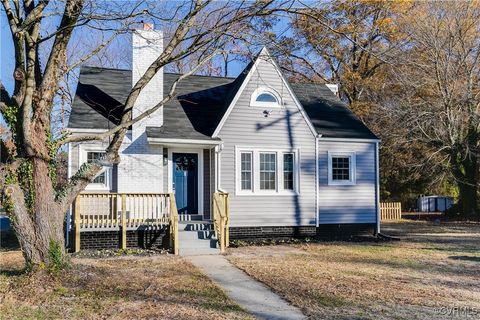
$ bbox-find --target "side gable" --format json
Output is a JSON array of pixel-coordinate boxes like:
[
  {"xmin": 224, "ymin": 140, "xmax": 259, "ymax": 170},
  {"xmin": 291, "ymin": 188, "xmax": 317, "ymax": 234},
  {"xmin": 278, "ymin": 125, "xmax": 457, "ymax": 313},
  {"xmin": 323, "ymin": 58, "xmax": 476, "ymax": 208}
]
[{"xmin": 212, "ymin": 47, "xmax": 317, "ymax": 138}]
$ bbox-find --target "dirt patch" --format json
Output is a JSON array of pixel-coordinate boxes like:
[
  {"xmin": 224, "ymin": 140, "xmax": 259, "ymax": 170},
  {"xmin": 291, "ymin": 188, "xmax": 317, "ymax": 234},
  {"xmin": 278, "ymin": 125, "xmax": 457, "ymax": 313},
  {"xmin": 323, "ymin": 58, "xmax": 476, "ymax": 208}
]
[
  {"xmin": 0, "ymin": 251, "xmax": 252, "ymax": 320},
  {"xmin": 228, "ymin": 221, "xmax": 480, "ymax": 320}
]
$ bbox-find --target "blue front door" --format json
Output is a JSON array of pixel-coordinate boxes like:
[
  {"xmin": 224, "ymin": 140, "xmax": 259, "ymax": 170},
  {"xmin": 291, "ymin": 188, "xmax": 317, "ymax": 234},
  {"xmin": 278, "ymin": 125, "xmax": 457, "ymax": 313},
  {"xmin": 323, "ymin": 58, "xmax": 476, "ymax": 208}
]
[{"xmin": 173, "ymin": 153, "xmax": 198, "ymax": 214}]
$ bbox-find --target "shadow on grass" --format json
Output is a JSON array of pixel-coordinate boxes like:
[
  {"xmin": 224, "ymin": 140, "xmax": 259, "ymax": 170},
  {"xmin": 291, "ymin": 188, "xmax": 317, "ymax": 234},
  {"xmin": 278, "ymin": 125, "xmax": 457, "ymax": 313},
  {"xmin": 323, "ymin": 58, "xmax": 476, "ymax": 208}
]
[
  {"xmin": 449, "ymin": 255, "xmax": 480, "ymax": 263},
  {"xmin": 0, "ymin": 268, "xmax": 27, "ymax": 277}
]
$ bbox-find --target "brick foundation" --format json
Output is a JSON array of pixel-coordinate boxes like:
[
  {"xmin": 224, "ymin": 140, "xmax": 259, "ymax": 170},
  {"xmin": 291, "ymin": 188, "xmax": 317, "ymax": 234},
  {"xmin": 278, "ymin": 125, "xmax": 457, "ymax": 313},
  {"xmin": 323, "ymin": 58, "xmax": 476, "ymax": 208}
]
[
  {"xmin": 78, "ymin": 226, "xmax": 169, "ymax": 250},
  {"xmin": 316, "ymin": 223, "xmax": 376, "ymax": 239},
  {"xmin": 229, "ymin": 223, "xmax": 376, "ymax": 240},
  {"xmin": 229, "ymin": 226, "xmax": 317, "ymax": 240},
  {"xmin": 73, "ymin": 223, "xmax": 377, "ymax": 250}
]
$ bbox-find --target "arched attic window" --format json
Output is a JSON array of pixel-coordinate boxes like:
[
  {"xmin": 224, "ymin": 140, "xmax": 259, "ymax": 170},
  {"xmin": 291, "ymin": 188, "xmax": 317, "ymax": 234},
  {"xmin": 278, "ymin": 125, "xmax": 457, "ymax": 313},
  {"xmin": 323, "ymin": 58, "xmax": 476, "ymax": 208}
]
[{"xmin": 250, "ymin": 87, "xmax": 282, "ymax": 107}]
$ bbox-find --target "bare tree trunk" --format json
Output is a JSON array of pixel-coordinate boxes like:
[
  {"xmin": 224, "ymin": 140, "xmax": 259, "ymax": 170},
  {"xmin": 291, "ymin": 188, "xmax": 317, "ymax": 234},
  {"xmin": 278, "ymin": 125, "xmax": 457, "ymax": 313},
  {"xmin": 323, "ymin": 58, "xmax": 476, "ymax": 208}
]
[
  {"xmin": 6, "ymin": 158, "xmax": 66, "ymax": 268},
  {"xmin": 32, "ymin": 158, "xmax": 66, "ymax": 263},
  {"xmin": 454, "ymin": 157, "xmax": 479, "ymax": 217}
]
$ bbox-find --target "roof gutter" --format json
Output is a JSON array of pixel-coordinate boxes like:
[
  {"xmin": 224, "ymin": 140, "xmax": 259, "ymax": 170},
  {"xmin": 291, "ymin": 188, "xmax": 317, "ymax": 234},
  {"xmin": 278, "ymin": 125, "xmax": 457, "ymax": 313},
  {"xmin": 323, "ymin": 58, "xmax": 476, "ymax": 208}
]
[
  {"xmin": 318, "ymin": 137, "xmax": 380, "ymax": 143},
  {"xmin": 147, "ymin": 137, "xmax": 222, "ymax": 145}
]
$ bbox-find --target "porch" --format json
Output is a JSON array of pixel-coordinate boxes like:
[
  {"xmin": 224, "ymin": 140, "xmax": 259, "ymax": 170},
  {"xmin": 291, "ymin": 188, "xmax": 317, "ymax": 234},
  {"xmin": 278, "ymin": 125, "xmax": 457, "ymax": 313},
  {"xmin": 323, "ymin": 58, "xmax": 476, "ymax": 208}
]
[{"xmin": 71, "ymin": 192, "xmax": 229, "ymax": 255}]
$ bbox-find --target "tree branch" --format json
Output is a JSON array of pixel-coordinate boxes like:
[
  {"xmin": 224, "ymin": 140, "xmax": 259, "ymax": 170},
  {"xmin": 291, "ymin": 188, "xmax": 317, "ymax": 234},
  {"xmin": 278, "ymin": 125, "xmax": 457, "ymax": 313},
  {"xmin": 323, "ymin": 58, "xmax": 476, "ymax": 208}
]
[{"xmin": 58, "ymin": 50, "xmax": 221, "ymax": 146}]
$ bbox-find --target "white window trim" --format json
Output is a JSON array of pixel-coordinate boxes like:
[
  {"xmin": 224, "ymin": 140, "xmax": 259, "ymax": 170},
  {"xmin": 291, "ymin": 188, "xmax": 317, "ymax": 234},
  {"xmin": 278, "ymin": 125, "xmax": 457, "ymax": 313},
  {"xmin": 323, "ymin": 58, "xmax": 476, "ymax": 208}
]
[
  {"xmin": 79, "ymin": 146, "xmax": 112, "ymax": 191},
  {"xmin": 235, "ymin": 146, "xmax": 300, "ymax": 196},
  {"xmin": 250, "ymin": 87, "xmax": 282, "ymax": 108},
  {"xmin": 239, "ymin": 151, "xmax": 254, "ymax": 192},
  {"xmin": 328, "ymin": 151, "xmax": 356, "ymax": 186}
]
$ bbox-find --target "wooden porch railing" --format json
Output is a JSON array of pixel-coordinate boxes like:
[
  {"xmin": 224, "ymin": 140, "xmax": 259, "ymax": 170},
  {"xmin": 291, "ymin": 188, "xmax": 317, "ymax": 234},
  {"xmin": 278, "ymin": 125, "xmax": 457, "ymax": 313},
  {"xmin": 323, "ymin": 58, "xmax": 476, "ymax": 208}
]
[
  {"xmin": 73, "ymin": 193, "xmax": 179, "ymax": 254},
  {"xmin": 380, "ymin": 202, "xmax": 402, "ymax": 220},
  {"xmin": 168, "ymin": 193, "xmax": 179, "ymax": 255},
  {"xmin": 212, "ymin": 192, "xmax": 229, "ymax": 253}
]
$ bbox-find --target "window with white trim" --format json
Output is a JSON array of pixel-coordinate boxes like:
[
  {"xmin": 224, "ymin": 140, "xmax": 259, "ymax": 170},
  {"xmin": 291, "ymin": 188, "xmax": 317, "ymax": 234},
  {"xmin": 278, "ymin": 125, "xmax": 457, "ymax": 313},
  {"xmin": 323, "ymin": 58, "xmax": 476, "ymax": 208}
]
[
  {"xmin": 283, "ymin": 153, "xmax": 294, "ymax": 190},
  {"xmin": 87, "ymin": 152, "xmax": 106, "ymax": 184},
  {"xmin": 250, "ymin": 87, "xmax": 281, "ymax": 108},
  {"xmin": 84, "ymin": 151, "xmax": 111, "ymax": 190},
  {"xmin": 236, "ymin": 149, "xmax": 299, "ymax": 194},
  {"xmin": 240, "ymin": 152, "xmax": 253, "ymax": 191},
  {"xmin": 260, "ymin": 153, "xmax": 276, "ymax": 190},
  {"xmin": 328, "ymin": 152, "xmax": 356, "ymax": 185}
]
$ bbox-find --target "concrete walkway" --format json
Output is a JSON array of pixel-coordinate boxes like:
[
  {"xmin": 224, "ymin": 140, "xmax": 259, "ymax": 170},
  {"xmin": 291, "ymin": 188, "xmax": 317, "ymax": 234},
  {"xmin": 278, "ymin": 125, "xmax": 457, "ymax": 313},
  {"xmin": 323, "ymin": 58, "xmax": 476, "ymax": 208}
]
[{"xmin": 187, "ymin": 255, "xmax": 305, "ymax": 320}]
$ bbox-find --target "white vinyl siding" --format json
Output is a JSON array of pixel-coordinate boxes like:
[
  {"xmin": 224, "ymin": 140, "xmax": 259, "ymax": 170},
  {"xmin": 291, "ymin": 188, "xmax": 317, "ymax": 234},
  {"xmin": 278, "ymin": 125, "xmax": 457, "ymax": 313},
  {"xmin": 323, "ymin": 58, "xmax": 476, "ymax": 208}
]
[
  {"xmin": 319, "ymin": 141, "xmax": 377, "ymax": 224},
  {"xmin": 219, "ymin": 56, "xmax": 317, "ymax": 227}
]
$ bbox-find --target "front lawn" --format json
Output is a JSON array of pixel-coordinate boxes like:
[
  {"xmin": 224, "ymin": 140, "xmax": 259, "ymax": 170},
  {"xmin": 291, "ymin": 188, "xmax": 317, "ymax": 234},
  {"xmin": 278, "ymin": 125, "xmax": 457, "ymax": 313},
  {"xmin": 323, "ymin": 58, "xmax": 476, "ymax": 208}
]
[
  {"xmin": 0, "ymin": 251, "xmax": 251, "ymax": 320},
  {"xmin": 228, "ymin": 221, "xmax": 480, "ymax": 320}
]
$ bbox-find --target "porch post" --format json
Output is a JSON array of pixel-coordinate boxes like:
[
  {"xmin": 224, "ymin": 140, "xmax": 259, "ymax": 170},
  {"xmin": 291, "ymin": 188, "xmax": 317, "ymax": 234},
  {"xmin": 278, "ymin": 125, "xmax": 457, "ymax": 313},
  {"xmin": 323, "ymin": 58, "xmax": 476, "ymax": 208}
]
[
  {"xmin": 225, "ymin": 194, "xmax": 229, "ymax": 247},
  {"xmin": 121, "ymin": 194, "xmax": 127, "ymax": 249},
  {"xmin": 74, "ymin": 196, "xmax": 81, "ymax": 252}
]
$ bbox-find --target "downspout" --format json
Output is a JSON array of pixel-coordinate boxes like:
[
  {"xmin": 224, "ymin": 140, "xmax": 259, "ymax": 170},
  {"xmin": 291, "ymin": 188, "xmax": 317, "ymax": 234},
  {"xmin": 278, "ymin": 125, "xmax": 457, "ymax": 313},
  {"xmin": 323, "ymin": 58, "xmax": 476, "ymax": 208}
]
[
  {"xmin": 215, "ymin": 143, "xmax": 226, "ymax": 193},
  {"xmin": 214, "ymin": 145, "xmax": 219, "ymax": 191},
  {"xmin": 375, "ymin": 141, "xmax": 381, "ymax": 235},
  {"xmin": 214, "ymin": 144, "xmax": 223, "ymax": 192}
]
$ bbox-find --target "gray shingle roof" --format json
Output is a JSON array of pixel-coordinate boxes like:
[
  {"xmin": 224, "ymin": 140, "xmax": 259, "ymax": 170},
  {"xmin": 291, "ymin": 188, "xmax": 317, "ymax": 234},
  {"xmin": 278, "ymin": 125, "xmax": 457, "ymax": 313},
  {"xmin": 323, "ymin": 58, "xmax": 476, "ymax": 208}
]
[
  {"xmin": 68, "ymin": 66, "xmax": 378, "ymax": 140},
  {"xmin": 291, "ymin": 83, "xmax": 378, "ymax": 139}
]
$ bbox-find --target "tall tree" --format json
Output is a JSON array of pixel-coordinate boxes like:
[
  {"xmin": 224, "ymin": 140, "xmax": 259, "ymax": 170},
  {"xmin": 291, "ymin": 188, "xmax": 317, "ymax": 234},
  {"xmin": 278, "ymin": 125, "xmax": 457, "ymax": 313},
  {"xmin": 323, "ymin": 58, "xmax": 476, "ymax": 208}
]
[
  {"xmin": 389, "ymin": 1, "xmax": 480, "ymax": 217},
  {"xmin": 283, "ymin": 0, "xmax": 410, "ymax": 117},
  {"xmin": 0, "ymin": 0, "xmax": 285, "ymax": 269}
]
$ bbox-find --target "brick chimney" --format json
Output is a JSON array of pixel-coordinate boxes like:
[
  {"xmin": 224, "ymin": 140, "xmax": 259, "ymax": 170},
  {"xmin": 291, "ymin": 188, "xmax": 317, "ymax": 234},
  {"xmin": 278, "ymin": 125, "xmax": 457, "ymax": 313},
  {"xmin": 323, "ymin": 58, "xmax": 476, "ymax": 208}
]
[{"xmin": 132, "ymin": 23, "xmax": 163, "ymax": 138}]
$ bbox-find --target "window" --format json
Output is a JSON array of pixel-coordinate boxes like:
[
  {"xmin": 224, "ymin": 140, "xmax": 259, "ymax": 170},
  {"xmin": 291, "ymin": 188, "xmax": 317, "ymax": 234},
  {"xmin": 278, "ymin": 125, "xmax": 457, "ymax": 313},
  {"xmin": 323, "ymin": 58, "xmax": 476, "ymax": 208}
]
[
  {"xmin": 256, "ymin": 93, "xmax": 277, "ymax": 103},
  {"xmin": 86, "ymin": 151, "xmax": 107, "ymax": 185},
  {"xmin": 328, "ymin": 152, "xmax": 356, "ymax": 185},
  {"xmin": 283, "ymin": 153, "xmax": 294, "ymax": 190},
  {"xmin": 236, "ymin": 149, "xmax": 298, "ymax": 194},
  {"xmin": 250, "ymin": 87, "xmax": 281, "ymax": 107},
  {"xmin": 241, "ymin": 152, "xmax": 252, "ymax": 191},
  {"xmin": 260, "ymin": 153, "xmax": 276, "ymax": 190},
  {"xmin": 332, "ymin": 156, "xmax": 350, "ymax": 181}
]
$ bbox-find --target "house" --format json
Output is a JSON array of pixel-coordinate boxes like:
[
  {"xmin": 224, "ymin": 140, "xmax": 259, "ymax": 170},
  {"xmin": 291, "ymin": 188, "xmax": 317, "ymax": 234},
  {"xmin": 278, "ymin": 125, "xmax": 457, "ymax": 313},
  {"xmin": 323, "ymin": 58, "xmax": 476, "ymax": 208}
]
[{"xmin": 67, "ymin": 26, "xmax": 380, "ymax": 254}]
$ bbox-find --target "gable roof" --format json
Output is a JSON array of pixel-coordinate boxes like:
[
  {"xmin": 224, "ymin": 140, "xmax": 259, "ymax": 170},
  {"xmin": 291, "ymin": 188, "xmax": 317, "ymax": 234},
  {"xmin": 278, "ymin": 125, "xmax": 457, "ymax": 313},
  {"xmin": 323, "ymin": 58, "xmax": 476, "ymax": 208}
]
[
  {"xmin": 211, "ymin": 47, "xmax": 318, "ymax": 138},
  {"xmin": 68, "ymin": 66, "xmax": 378, "ymax": 140}
]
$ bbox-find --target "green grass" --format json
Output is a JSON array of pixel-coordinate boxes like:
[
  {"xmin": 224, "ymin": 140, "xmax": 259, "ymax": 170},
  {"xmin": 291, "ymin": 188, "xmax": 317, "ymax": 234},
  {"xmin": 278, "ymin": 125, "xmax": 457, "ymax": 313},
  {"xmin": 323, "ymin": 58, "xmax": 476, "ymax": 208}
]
[{"xmin": 314, "ymin": 293, "xmax": 348, "ymax": 308}]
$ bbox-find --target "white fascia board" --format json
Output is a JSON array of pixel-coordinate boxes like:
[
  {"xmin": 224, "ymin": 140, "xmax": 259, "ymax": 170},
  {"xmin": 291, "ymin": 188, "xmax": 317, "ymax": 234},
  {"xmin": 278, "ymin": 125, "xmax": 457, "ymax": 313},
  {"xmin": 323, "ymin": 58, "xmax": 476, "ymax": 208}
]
[
  {"xmin": 147, "ymin": 137, "xmax": 222, "ymax": 145},
  {"xmin": 211, "ymin": 53, "xmax": 260, "ymax": 138},
  {"xmin": 319, "ymin": 137, "xmax": 381, "ymax": 143}
]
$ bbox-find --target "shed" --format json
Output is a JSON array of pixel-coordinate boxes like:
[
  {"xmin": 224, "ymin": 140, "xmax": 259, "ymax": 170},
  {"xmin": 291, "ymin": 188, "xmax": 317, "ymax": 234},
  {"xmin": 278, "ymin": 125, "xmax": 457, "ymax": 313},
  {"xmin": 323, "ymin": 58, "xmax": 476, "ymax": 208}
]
[{"xmin": 417, "ymin": 196, "xmax": 453, "ymax": 212}]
